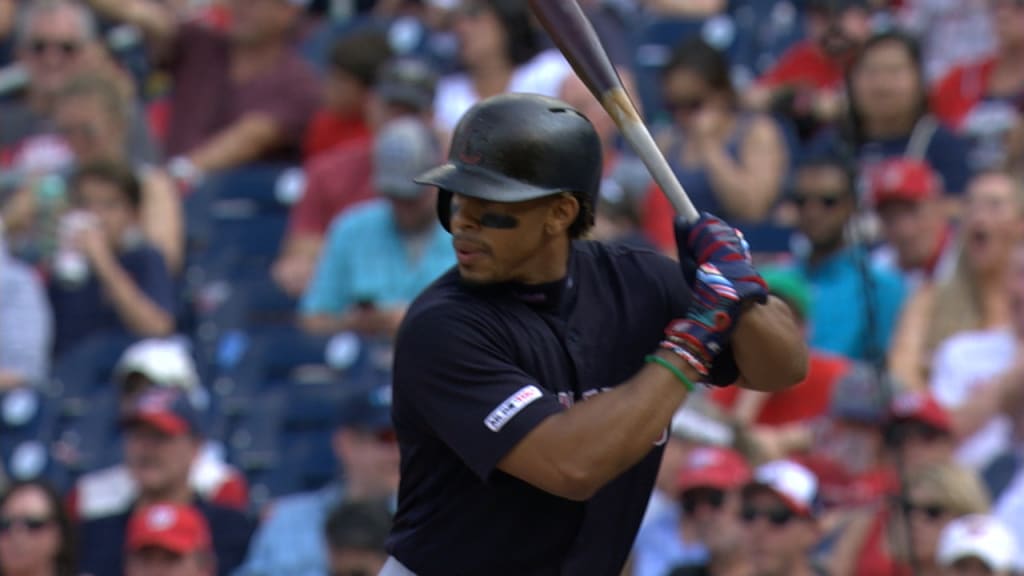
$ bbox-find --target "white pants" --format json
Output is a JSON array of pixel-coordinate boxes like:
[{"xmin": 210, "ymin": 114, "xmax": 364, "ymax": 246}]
[{"xmin": 379, "ymin": 557, "xmax": 418, "ymax": 576}]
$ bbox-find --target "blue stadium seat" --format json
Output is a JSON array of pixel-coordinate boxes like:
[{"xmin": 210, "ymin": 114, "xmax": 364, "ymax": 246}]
[
  {"xmin": 51, "ymin": 388, "xmax": 121, "ymax": 477},
  {"xmin": 50, "ymin": 333, "xmax": 136, "ymax": 414},
  {"xmin": 0, "ymin": 388, "xmax": 58, "ymax": 482}
]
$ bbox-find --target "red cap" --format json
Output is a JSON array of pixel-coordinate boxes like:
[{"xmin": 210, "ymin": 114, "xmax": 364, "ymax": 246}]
[
  {"xmin": 870, "ymin": 158, "xmax": 940, "ymax": 206},
  {"xmin": 889, "ymin": 391, "xmax": 953, "ymax": 433},
  {"xmin": 120, "ymin": 389, "xmax": 200, "ymax": 437},
  {"xmin": 127, "ymin": 503, "xmax": 211, "ymax": 554},
  {"xmin": 677, "ymin": 447, "xmax": 751, "ymax": 493}
]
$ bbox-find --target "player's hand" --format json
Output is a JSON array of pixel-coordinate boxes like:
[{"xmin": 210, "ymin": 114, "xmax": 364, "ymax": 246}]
[{"xmin": 673, "ymin": 212, "xmax": 767, "ymax": 305}]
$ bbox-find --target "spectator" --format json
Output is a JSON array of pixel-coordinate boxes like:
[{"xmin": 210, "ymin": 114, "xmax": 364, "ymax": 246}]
[
  {"xmin": 889, "ymin": 170, "xmax": 1022, "ymax": 391},
  {"xmin": 434, "ymin": 0, "xmax": 571, "ymax": 134},
  {"xmin": 638, "ymin": 0, "xmax": 726, "ymax": 17},
  {"xmin": 789, "ymin": 143, "xmax": 906, "ymax": 362},
  {"xmin": 53, "ymin": 73, "xmax": 184, "ymax": 274},
  {"xmin": 86, "ymin": 0, "xmax": 322, "ymax": 187},
  {"xmin": 236, "ymin": 385, "xmax": 399, "ymax": 576},
  {"xmin": 740, "ymin": 460, "xmax": 823, "ymax": 576},
  {"xmin": 643, "ymin": 38, "xmax": 788, "ymax": 251},
  {"xmin": 0, "ymin": 480, "xmax": 76, "ymax": 576},
  {"xmin": 835, "ymin": 31, "xmax": 972, "ymax": 196},
  {"xmin": 0, "ymin": 0, "xmax": 158, "ymax": 169},
  {"xmin": 68, "ymin": 338, "xmax": 249, "ymax": 521},
  {"xmin": 302, "ymin": 28, "xmax": 392, "ymax": 159},
  {"xmin": 0, "ymin": 225, "xmax": 52, "ymax": 389},
  {"xmin": 273, "ymin": 56, "xmax": 440, "ymax": 297},
  {"xmin": 124, "ymin": 503, "xmax": 215, "ymax": 576},
  {"xmin": 78, "ymin": 388, "xmax": 254, "ymax": 576},
  {"xmin": 746, "ymin": 0, "xmax": 873, "ymax": 140},
  {"xmin": 47, "ymin": 161, "xmax": 174, "ymax": 359},
  {"xmin": 936, "ymin": 514, "xmax": 1019, "ymax": 576},
  {"xmin": 898, "ymin": 0, "xmax": 996, "ymax": 85},
  {"xmin": 887, "ymin": 391, "xmax": 958, "ymax": 471},
  {"xmin": 665, "ymin": 447, "xmax": 753, "ymax": 576},
  {"xmin": 299, "ymin": 117, "xmax": 454, "ymax": 337},
  {"xmin": 870, "ymin": 158, "xmax": 957, "ymax": 290},
  {"xmin": 324, "ymin": 499, "xmax": 393, "ymax": 576},
  {"xmin": 931, "ymin": 0, "xmax": 1024, "ymax": 173},
  {"xmin": 712, "ymin": 266, "xmax": 851, "ymax": 427}
]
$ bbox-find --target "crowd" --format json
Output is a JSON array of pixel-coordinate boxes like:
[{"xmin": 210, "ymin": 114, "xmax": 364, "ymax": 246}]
[{"xmin": 0, "ymin": 0, "xmax": 1023, "ymax": 574}]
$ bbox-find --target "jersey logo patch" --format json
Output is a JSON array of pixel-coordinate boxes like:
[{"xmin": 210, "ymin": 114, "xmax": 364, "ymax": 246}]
[{"xmin": 484, "ymin": 385, "xmax": 543, "ymax": 432}]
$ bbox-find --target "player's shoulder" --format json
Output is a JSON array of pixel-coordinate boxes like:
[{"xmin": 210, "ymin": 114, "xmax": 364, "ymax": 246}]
[
  {"xmin": 402, "ymin": 269, "xmax": 496, "ymax": 330},
  {"xmin": 574, "ymin": 240, "xmax": 679, "ymax": 281}
]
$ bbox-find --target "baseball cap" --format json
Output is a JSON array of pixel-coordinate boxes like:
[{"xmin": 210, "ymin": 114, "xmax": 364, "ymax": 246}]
[
  {"xmin": 870, "ymin": 158, "xmax": 941, "ymax": 207},
  {"xmin": 375, "ymin": 58, "xmax": 439, "ymax": 113},
  {"xmin": 121, "ymin": 388, "xmax": 203, "ymax": 437},
  {"xmin": 888, "ymin": 390, "xmax": 952, "ymax": 433},
  {"xmin": 669, "ymin": 397, "xmax": 734, "ymax": 447},
  {"xmin": 937, "ymin": 514, "xmax": 1019, "ymax": 571},
  {"xmin": 677, "ymin": 447, "xmax": 751, "ymax": 493},
  {"xmin": 114, "ymin": 339, "xmax": 199, "ymax": 392},
  {"xmin": 373, "ymin": 118, "xmax": 441, "ymax": 199},
  {"xmin": 745, "ymin": 459, "xmax": 819, "ymax": 517},
  {"xmin": 828, "ymin": 362, "xmax": 890, "ymax": 425},
  {"xmin": 758, "ymin": 266, "xmax": 810, "ymax": 320},
  {"xmin": 338, "ymin": 385, "xmax": 393, "ymax": 431},
  {"xmin": 127, "ymin": 503, "xmax": 211, "ymax": 555}
]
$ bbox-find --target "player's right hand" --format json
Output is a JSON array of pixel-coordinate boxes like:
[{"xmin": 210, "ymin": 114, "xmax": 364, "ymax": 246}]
[{"xmin": 673, "ymin": 212, "xmax": 767, "ymax": 305}]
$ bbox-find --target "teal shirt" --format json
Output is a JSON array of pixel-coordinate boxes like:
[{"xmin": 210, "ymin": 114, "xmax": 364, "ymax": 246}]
[
  {"xmin": 301, "ymin": 199, "xmax": 455, "ymax": 315},
  {"xmin": 797, "ymin": 247, "xmax": 907, "ymax": 362}
]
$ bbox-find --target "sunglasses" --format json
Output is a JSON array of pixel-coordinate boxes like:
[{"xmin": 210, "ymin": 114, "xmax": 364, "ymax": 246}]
[
  {"xmin": 792, "ymin": 191, "xmax": 846, "ymax": 209},
  {"xmin": 900, "ymin": 500, "xmax": 949, "ymax": 521},
  {"xmin": 29, "ymin": 38, "xmax": 81, "ymax": 58},
  {"xmin": 681, "ymin": 488, "xmax": 726, "ymax": 515},
  {"xmin": 0, "ymin": 516, "xmax": 53, "ymax": 534},
  {"xmin": 740, "ymin": 505, "xmax": 795, "ymax": 526},
  {"xmin": 666, "ymin": 96, "xmax": 705, "ymax": 115},
  {"xmin": 885, "ymin": 422, "xmax": 949, "ymax": 446}
]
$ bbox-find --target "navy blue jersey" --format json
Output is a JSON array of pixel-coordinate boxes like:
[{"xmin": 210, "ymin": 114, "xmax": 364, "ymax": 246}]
[{"xmin": 388, "ymin": 240, "xmax": 691, "ymax": 575}]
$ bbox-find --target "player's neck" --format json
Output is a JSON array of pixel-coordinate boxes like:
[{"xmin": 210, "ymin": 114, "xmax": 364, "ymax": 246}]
[{"xmin": 513, "ymin": 235, "xmax": 571, "ymax": 285}]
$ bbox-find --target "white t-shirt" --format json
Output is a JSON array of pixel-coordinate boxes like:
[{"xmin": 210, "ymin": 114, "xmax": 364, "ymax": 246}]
[
  {"xmin": 929, "ymin": 328, "xmax": 1016, "ymax": 470},
  {"xmin": 435, "ymin": 50, "xmax": 573, "ymax": 133}
]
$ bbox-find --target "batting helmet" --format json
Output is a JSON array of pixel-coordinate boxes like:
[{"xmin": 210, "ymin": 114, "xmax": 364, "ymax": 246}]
[{"xmin": 415, "ymin": 93, "xmax": 603, "ymax": 231}]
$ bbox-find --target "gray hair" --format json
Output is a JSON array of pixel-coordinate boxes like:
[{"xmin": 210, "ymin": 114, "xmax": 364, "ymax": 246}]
[{"xmin": 15, "ymin": 0, "xmax": 98, "ymax": 47}]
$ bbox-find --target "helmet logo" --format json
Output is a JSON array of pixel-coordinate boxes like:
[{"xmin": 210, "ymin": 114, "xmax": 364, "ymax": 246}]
[{"xmin": 458, "ymin": 138, "xmax": 482, "ymax": 165}]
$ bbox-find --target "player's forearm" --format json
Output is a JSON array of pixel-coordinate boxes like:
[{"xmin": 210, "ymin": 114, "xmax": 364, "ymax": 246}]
[{"xmin": 733, "ymin": 296, "xmax": 808, "ymax": 391}]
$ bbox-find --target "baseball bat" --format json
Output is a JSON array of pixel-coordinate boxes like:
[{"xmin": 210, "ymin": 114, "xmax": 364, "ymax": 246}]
[{"xmin": 528, "ymin": 0, "xmax": 699, "ymax": 223}]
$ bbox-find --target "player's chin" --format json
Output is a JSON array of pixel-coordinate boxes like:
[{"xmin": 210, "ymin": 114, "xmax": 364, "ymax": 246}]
[{"xmin": 456, "ymin": 265, "xmax": 496, "ymax": 286}]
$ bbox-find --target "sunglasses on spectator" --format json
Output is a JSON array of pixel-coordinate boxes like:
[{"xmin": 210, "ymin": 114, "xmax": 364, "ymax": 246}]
[
  {"xmin": 681, "ymin": 488, "xmax": 726, "ymax": 515},
  {"xmin": 740, "ymin": 505, "xmax": 795, "ymax": 526},
  {"xmin": 885, "ymin": 422, "xmax": 949, "ymax": 446},
  {"xmin": 357, "ymin": 428, "xmax": 397, "ymax": 444},
  {"xmin": 0, "ymin": 515, "xmax": 53, "ymax": 534},
  {"xmin": 29, "ymin": 38, "xmax": 81, "ymax": 58},
  {"xmin": 792, "ymin": 191, "xmax": 846, "ymax": 209},
  {"xmin": 900, "ymin": 500, "xmax": 950, "ymax": 521},
  {"xmin": 666, "ymin": 96, "xmax": 705, "ymax": 115}
]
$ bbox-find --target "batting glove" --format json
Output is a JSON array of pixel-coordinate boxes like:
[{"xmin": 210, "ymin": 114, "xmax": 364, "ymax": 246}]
[{"xmin": 674, "ymin": 213, "xmax": 768, "ymax": 305}]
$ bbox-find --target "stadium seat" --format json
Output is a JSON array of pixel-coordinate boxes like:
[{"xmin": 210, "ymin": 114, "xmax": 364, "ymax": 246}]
[
  {"xmin": 50, "ymin": 388, "xmax": 121, "ymax": 477},
  {"xmin": 0, "ymin": 387, "xmax": 58, "ymax": 482},
  {"xmin": 50, "ymin": 333, "xmax": 136, "ymax": 416}
]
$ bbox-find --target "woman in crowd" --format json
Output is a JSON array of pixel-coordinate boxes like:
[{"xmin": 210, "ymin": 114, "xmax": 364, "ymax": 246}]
[{"xmin": 0, "ymin": 480, "xmax": 76, "ymax": 576}]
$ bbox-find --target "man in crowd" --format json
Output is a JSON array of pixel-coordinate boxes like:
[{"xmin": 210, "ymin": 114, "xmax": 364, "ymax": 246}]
[
  {"xmin": 936, "ymin": 514, "xmax": 1019, "ymax": 576},
  {"xmin": 741, "ymin": 460, "xmax": 824, "ymax": 576},
  {"xmin": 124, "ymin": 503, "xmax": 217, "ymax": 576},
  {"xmin": 237, "ymin": 384, "xmax": 399, "ymax": 576},
  {"xmin": 0, "ymin": 216, "xmax": 51, "ymax": 388},
  {"xmin": 325, "ymin": 499, "xmax": 394, "ymax": 576},
  {"xmin": 78, "ymin": 388, "xmax": 254, "ymax": 576}
]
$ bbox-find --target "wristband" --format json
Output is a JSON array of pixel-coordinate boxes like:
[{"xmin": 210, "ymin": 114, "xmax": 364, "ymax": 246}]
[
  {"xmin": 658, "ymin": 340, "xmax": 710, "ymax": 377},
  {"xmin": 644, "ymin": 354, "xmax": 696, "ymax": 393}
]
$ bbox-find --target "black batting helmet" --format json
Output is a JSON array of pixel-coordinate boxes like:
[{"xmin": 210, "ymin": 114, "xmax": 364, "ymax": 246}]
[{"xmin": 415, "ymin": 93, "xmax": 603, "ymax": 232}]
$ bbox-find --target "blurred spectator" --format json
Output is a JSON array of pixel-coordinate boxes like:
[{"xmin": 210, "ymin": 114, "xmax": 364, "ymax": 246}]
[
  {"xmin": 740, "ymin": 460, "xmax": 824, "ymax": 576},
  {"xmin": 124, "ymin": 503, "xmax": 215, "ymax": 576},
  {"xmin": 68, "ymin": 339, "xmax": 249, "ymax": 522},
  {"xmin": 273, "ymin": 56, "xmax": 440, "ymax": 297},
  {"xmin": 789, "ymin": 144, "xmax": 906, "ymax": 362},
  {"xmin": 889, "ymin": 170, "xmax": 1022, "ymax": 391},
  {"xmin": 0, "ymin": 0, "xmax": 13, "ymax": 65},
  {"xmin": 644, "ymin": 38, "xmax": 788, "ymax": 250},
  {"xmin": 47, "ymin": 161, "xmax": 174, "ymax": 359},
  {"xmin": 324, "ymin": 498, "xmax": 393, "ymax": 576},
  {"xmin": 302, "ymin": 28, "xmax": 392, "ymax": 159},
  {"xmin": 836, "ymin": 31, "xmax": 972, "ymax": 196},
  {"xmin": 86, "ymin": 0, "xmax": 322, "ymax": 187},
  {"xmin": 936, "ymin": 514, "xmax": 1019, "ymax": 576},
  {"xmin": 434, "ymin": 0, "xmax": 571, "ymax": 134},
  {"xmin": 664, "ymin": 447, "xmax": 752, "ymax": 576},
  {"xmin": 887, "ymin": 391, "xmax": 957, "ymax": 471},
  {"xmin": 53, "ymin": 73, "xmax": 184, "ymax": 273},
  {"xmin": 0, "ymin": 480, "xmax": 76, "ymax": 576},
  {"xmin": 712, "ymin": 266, "xmax": 851, "ymax": 427},
  {"xmin": 870, "ymin": 158, "xmax": 956, "ymax": 290},
  {"xmin": 931, "ymin": 0, "xmax": 1024, "ymax": 173},
  {"xmin": 898, "ymin": 0, "xmax": 996, "ymax": 85},
  {"xmin": 746, "ymin": 0, "xmax": 873, "ymax": 140},
  {"xmin": 78, "ymin": 388, "xmax": 254, "ymax": 576},
  {"xmin": 299, "ymin": 117, "xmax": 454, "ymax": 337},
  {"xmin": 0, "ymin": 1, "xmax": 158, "ymax": 169},
  {"xmin": 0, "ymin": 226, "xmax": 52, "ymax": 389},
  {"xmin": 637, "ymin": 0, "xmax": 726, "ymax": 16},
  {"xmin": 237, "ymin": 385, "xmax": 399, "ymax": 576}
]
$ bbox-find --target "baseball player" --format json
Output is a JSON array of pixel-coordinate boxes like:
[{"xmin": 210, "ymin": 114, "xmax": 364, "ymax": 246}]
[{"xmin": 384, "ymin": 93, "xmax": 807, "ymax": 575}]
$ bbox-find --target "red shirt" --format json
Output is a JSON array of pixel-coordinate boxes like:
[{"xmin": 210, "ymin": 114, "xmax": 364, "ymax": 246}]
[
  {"xmin": 303, "ymin": 111, "xmax": 372, "ymax": 159},
  {"xmin": 931, "ymin": 56, "xmax": 997, "ymax": 129},
  {"xmin": 757, "ymin": 41, "xmax": 847, "ymax": 91},
  {"xmin": 711, "ymin": 352, "xmax": 850, "ymax": 426},
  {"xmin": 641, "ymin": 182, "xmax": 675, "ymax": 252},
  {"xmin": 855, "ymin": 507, "xmax": 913, "ymax": 576},
  {"xmin": 288, "ymin": 138, "xmax": 375, "ymax": 237}
]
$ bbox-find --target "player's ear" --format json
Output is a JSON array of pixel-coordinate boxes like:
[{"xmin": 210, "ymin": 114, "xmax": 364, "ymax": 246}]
[{"xmin": 546, "ymin": 193, "xmax": 579, "ymax": 235}]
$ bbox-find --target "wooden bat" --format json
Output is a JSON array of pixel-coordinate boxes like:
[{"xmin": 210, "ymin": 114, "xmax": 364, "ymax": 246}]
[{"xmin": 528, "ymin": 0, "xmax": 699, "ymax": 223}]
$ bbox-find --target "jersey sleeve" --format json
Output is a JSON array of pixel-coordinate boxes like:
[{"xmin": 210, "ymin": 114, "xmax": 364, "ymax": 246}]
[{"xmin": 394, "ymin": 305, "xmax": 566, "ymax": 481}]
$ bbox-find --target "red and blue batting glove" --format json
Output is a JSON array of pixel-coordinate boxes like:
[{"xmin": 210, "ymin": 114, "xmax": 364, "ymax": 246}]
[{"xmin": 665, "ymin": 213, "xmax": 768, "ymax": 386}]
